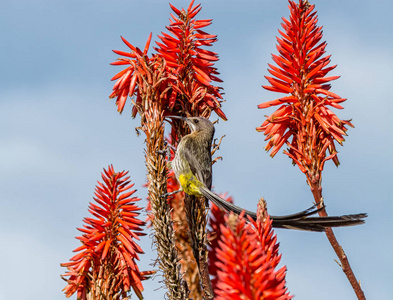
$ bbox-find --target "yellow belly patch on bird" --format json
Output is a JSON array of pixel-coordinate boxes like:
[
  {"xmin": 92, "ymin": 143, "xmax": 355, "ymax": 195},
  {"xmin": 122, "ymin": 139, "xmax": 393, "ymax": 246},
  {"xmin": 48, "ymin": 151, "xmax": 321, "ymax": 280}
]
[{"xmin": 178, "ymin": 173, "xmax": 203, "ymax": 196}]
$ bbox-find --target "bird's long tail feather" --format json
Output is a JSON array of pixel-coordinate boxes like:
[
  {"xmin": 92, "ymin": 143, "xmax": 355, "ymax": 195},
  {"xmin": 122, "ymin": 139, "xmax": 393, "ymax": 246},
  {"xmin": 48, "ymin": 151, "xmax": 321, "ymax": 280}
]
[{"xmin": 199, "ymin": 187, "xmax": 367, "ymax": 232}]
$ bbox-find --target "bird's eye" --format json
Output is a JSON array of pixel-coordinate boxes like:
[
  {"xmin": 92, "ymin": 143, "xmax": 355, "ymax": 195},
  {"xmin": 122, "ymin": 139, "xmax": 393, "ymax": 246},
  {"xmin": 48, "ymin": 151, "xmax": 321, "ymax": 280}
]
[{"xmin": 194, "ymin": 119, "xmax": 199, "ymax": 124}]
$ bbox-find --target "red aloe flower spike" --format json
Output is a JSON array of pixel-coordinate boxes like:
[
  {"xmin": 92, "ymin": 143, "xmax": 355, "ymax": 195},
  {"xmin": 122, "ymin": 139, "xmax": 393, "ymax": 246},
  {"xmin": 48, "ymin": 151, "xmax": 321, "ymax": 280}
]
[
  {"xmin": 257, "ymin": 0, "xmax": 353, "ymax": 184},
  {"xmin": 61, "ymin": 165, "xmax": 153, "ymax": 300},
  {"xmin": 155, "ymin": 1, "xmax": 227, "ymax": 120},
  {"xmin": 257, "ymin": 2, "xmax": 365, "ymax": 298},
  {"xmin": 110, "ymin": 34, "xmax": 155, "ymax": 115},
  {"xmin": 213, "ymin": 199, "xmax": 291, "ymax": 300}
]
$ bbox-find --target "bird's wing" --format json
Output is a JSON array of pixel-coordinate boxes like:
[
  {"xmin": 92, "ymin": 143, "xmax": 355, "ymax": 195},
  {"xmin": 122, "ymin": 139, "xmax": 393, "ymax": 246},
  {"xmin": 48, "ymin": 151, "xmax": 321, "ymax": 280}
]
[{"xmin": 182, "ymin": 137, "xmax": 212, "ymax": 188}]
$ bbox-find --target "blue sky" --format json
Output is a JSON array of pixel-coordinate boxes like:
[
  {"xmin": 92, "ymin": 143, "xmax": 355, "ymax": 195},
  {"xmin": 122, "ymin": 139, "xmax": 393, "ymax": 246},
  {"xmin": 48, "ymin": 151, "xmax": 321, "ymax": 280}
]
[{"xmin": 1, "ymin": 0, "xmax": 392, "ymax": 299}]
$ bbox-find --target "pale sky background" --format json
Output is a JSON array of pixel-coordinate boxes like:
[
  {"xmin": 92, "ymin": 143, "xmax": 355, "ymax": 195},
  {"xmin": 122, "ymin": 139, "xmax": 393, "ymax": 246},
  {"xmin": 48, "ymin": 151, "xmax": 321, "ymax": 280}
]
[{"xmin": 1, "ymin": 0, "xmax": 392, "ymax": 299}]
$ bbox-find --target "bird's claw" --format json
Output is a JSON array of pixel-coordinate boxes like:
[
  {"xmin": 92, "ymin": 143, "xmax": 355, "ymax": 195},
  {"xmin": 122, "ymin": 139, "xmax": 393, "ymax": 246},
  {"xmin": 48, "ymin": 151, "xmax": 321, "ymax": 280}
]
[
  {"xmin": 156, "ymin": 141, "xmax": 169, "ymax": 156},
  {"xmin": 160, "ymin": 190, "xmax": 181, "ymax": 198}
]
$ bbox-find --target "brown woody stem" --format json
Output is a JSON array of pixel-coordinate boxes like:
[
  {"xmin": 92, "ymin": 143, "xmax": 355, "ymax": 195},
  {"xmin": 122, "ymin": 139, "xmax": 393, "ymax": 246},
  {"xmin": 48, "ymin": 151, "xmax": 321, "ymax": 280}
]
[
  {"xmin": 184, "ymin": 195, "xmax": 214, "ymax": 300},
  {"xmin": 311, "ymin": 182, "xmax": 365, "ymax": 300},
  {"xmin": 144, "ymin": 107, "xmax": 189, "ymax": 300}
]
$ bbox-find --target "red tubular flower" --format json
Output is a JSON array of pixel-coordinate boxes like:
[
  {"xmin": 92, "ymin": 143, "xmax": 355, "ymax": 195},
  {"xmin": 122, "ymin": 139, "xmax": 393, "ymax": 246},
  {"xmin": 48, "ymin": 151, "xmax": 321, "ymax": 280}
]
[
  {"xmin": 110, "ymin": 34, "xmax": 155, "ymax": 116},
  {"xmin": 213, "ymin": 201, "xmax": 291, "ymax": 300},
  {"xmin": 61, "ymin": 166, "xmax": 152, "ymax": 300},
  {"xmin": 257, "ymin": 0, "xmax": 353, "ymax": 183},
  {"xmin": 155, "ymin": 0, "xmax": 227, "ymax": 120}
]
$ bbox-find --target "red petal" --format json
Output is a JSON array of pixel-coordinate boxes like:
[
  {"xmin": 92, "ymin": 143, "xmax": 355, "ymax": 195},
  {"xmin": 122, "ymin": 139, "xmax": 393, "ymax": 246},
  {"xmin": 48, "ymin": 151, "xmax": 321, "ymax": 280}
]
[
  {"xmin": 143, "ymin": 32, "xmax": 152, "ymax": 55},
  {"xmin": 187, "ymin": 0, "xmax": 195, "ymax": 12},
  {"xmin": 101, "ymin": 239, "xmax": 111, "ymax": 260},
  {"xmin": 112, "ymin": 49, "xmax": 136, "ymax": 59},
  {"xmin": 121, "ymin": 36, "xmax": 136, "ymax": 51},
  {"xmin": 169, "ymin": 3, "xmax": 181, "ymax": 15}
]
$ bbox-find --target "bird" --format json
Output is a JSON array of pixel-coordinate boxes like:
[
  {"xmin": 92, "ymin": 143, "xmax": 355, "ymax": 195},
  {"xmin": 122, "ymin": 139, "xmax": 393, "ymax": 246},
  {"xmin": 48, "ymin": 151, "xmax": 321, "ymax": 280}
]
[{"xmin": 165, "ymin": 115, "xmax": 367, "ymax": 232}]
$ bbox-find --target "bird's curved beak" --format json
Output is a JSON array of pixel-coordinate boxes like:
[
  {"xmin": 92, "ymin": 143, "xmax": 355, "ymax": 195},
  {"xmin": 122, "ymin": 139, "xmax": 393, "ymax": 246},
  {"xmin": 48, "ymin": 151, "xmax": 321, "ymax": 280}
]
[
  {"xmin": 166, "ymin": 115, "xmax": 194, "ymax": 130},
  {"xmin": 166, "ymin": 115, "xmax": 187, "ymax": 121}
]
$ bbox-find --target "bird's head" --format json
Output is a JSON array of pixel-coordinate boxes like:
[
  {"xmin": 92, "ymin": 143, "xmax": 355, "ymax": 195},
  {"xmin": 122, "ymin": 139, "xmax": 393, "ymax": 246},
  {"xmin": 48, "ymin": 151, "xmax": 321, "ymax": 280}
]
[{"xmin": 167, "ymin": 116, "xmax": 215, "ymax": 136}]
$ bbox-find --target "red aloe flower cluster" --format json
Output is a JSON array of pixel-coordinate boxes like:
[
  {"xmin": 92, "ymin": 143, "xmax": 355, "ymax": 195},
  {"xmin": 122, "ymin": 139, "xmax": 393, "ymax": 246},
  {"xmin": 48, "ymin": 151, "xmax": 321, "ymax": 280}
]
[
  {"xmin": 213, "ymin": 201, "xmax": 291, "ymax": 300},
  {"xmin": 155, "ymin": 0, "xmax": 226, "ymax": 120},
  {"xmin": 109, "ymin": 33, "xmax": 156, "ymax": 116},
  {"xmin": 61, "ymin": 166, "xmax": 150, "ymax": 300},
  {"xmin": 257, "ymin": 0, "xmax": 353, "ymax": 183},
  {"xmin": 110, "ymin": 0, "xmax": 227, "ymax": 122}
]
